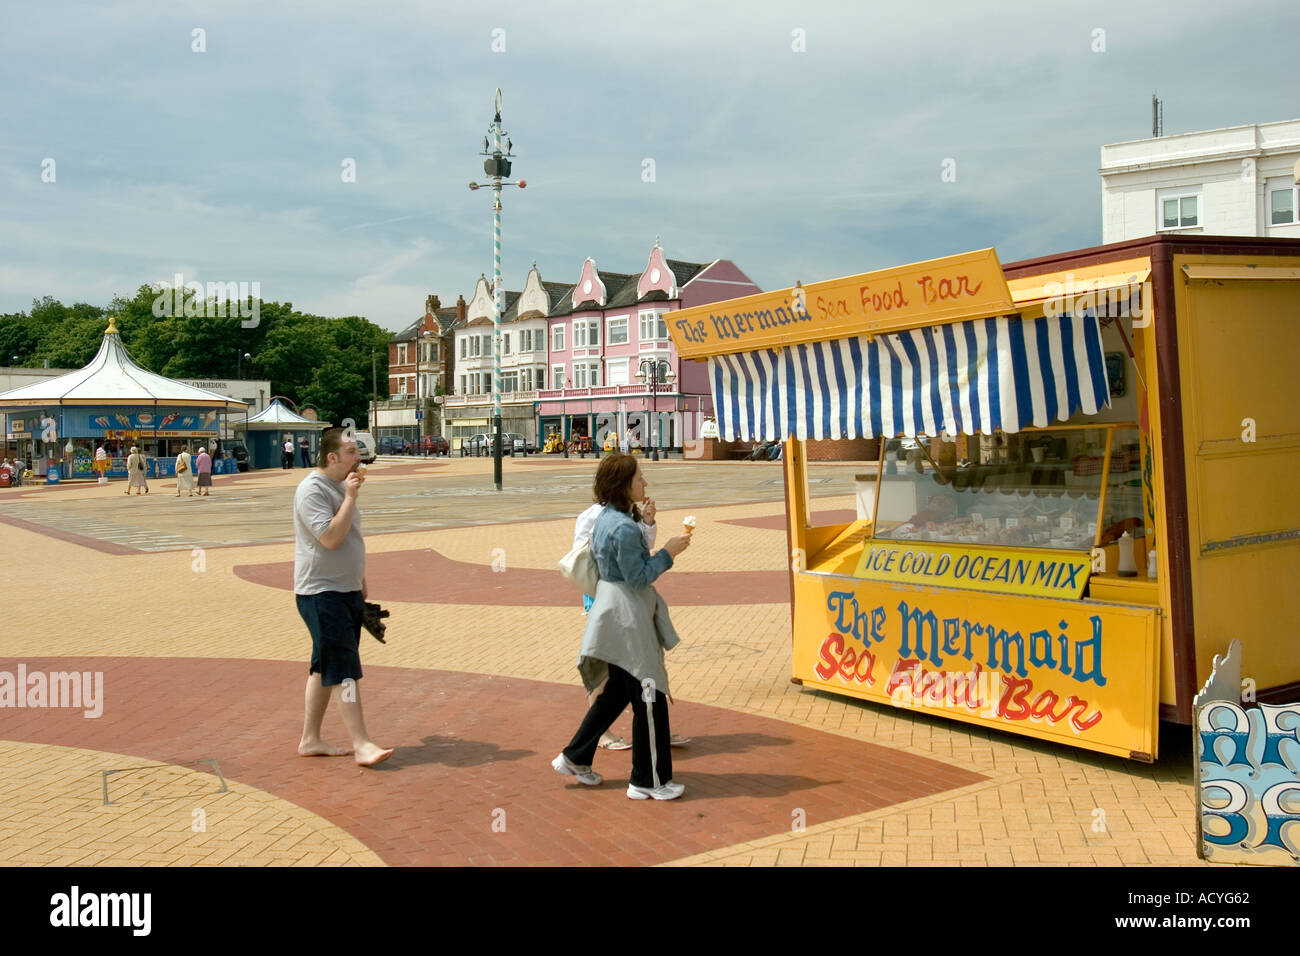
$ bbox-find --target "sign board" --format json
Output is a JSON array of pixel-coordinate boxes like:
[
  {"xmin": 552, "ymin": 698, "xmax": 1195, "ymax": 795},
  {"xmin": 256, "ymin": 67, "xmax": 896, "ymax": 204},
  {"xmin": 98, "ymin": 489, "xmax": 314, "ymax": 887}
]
[
  {"xmin": 792, "ymin": 574, "xmax": 1160, "ymax": 760},
  {"xmin": 854, "ymin": 541, "xmax": 1091, "ymax": 600},
  {"xmin": 667, "ymin": 248, "xmax": 1014, "ymax": 360},
  {"xmin": 1194, "ymin": 640, "xmax": 1300, "ymax": 866}
]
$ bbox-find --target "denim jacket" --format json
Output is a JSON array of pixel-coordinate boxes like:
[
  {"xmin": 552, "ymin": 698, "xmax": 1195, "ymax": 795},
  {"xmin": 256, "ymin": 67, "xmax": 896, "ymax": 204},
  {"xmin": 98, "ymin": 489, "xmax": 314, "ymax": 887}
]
[
  {"xmin": 577, "ymin": 506, "xmax": 679, "ymax": 696},
  {"xmin": 591, "ymin": 506, "xmax": 672, "ymax": 588}
]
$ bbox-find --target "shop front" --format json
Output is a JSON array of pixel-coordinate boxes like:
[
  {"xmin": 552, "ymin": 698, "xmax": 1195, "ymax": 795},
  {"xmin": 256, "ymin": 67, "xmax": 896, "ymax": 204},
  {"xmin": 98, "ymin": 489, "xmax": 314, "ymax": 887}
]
[{"xmin": 669, "ymin": 237, "xmax": 1300, "ymax": 761}]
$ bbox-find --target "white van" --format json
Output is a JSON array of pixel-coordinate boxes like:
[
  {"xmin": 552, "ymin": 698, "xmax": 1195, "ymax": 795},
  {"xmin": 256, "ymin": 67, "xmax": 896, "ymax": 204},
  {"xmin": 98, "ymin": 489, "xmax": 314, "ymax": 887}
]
[{"xmin": 353, "ymin": 431, "xmax": 376, "ymax": 464}]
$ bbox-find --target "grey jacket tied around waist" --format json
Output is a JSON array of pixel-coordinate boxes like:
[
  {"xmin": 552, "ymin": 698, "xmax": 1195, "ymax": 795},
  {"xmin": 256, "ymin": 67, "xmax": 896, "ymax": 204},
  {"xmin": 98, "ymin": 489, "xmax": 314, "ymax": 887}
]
[{"xmin": 577, "ymin": 506, "xmax": 679, "ymax": 698}]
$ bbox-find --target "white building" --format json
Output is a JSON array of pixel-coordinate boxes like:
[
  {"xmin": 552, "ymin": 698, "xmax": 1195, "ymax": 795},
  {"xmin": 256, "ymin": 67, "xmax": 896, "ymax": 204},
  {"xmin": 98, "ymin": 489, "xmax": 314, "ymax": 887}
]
[{"xmin": 1101, "ymin": 119, "xmax": 1300, "ymax": 243}]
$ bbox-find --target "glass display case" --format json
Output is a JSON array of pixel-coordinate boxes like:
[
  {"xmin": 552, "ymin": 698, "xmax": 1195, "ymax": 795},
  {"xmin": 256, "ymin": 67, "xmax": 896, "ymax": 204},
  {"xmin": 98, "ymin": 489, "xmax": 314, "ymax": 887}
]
[{"xmin": 871, "ymin": 426, "xmax": 1144, "ymax": 552}]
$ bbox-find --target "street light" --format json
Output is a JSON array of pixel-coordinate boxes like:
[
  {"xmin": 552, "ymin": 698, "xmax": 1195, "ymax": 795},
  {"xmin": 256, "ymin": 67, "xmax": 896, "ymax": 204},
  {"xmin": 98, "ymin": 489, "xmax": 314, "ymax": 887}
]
[
  {"xmin": 635, "ymin": 359, "xmax": 676, "ymax": 462},
  {"xmin": 468, "ymin": 87, "xmax": 527, "ymax": 492},
  {"xmin": 236, "ymin": 350, "xmax": 251, "ymax": 378}
]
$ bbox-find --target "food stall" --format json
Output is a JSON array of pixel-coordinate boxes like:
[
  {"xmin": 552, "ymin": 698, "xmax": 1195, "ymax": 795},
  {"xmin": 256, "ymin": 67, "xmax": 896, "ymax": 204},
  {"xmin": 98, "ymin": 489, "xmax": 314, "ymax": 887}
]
[{"xmin": 667, "ymin": 236, "xmax": 1300, "ymax": 761}]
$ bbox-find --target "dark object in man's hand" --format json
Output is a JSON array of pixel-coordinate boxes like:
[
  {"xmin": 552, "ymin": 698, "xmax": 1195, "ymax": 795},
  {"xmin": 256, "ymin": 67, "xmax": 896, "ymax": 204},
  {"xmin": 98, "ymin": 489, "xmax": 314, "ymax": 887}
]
[{"xmin": 363, "ymin": 602, "xmax": 390, "ymax": 642}]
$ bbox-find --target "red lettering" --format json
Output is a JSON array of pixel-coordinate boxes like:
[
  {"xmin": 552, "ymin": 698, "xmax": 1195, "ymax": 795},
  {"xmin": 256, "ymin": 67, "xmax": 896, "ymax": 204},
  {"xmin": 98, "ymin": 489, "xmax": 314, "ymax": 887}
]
[
  {"xmin": 816, "ymin": 632, "xmax": 877, "ymax": 686},
  {"xmin": 997, "ymin": 676, "xmax": 1034, "ymax": 720},
  {"xmin": 1061, "ymin": 696, "xmax": 1104, "ymax": 731},
  {"xmin": 816, "ymin": 632, "xmax": 843, "ymax": 680},
  {"xmin": 1029, "ymin": 689, "xmax": 1060, "ymax": 719},
  {"xmin": 886, "ymin": 659, "xmax": 921, "ymax": 698},
  {"xmin": 916, "ymin": 273, "xmax": 984, "ymax": 307},
  {"xmin": 854, "ymin": 647, "xmax": 877, "ymax": 685},
  {"xmin": 839, "ymin": 645, "xmax": 858, "ymax": 681}
]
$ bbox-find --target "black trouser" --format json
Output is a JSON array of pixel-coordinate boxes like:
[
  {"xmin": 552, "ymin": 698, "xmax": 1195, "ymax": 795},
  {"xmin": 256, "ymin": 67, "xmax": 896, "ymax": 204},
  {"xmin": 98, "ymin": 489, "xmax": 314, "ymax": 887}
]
[{"xmin": 564, "ymin": 665, "xmax": 672, "ymax": 789}]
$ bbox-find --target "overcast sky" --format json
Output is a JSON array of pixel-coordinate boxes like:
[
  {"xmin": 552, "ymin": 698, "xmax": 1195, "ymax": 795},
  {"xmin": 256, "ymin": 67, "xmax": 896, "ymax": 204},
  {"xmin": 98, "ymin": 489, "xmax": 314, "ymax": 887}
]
[{"xmin": 2, "ymin": 0, "xmax": 1297, "ymax": 330}]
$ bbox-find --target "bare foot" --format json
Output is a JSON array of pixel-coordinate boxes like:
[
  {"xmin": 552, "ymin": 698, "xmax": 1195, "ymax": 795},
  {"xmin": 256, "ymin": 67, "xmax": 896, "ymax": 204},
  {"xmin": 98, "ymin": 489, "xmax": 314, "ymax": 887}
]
[
  {"xmin": 298, "ymin": 740, "xmax": 352, "ymax": 757},
  {"xmin": 355, "ymin": 743, "xmax": 394, "ymax": 766}
]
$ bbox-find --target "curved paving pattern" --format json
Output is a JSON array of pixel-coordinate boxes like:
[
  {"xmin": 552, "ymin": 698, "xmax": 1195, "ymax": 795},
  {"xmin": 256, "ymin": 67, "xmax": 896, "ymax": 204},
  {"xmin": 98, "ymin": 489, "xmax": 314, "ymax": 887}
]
[
  {"xmin": 1, "ymin": 657, "xmax": 984, "ymax": 866},
  {"xmin": 234, "ymin": 549, "xmax": 793, "ymax": 606}
]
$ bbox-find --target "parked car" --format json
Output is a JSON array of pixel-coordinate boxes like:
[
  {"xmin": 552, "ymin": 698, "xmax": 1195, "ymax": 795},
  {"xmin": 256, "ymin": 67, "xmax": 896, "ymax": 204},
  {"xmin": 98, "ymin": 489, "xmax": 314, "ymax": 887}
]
[
  {"xmin": 406, "ymin": 435, "xmax": 449, "ymax": 456},
  {"xmin": 377, "ymin": 435, "xmax": 407, "ymax": 455},
  {"xmin": 500, "ymin": 432, "xmax": 534, "ymax": 455},
  {"xmin": 461, "ymin": 433, "xmax": 489, "ymax": 456},
  {"xmin": 353, "ymin": 431, "xmax": 376, "ymax": 464}
]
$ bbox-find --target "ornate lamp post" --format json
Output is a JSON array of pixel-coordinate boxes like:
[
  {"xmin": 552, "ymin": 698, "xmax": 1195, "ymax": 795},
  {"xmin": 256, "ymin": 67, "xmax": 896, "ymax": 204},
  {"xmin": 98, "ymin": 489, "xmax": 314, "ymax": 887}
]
[
  {"xmin": 636, "ymin": 359, "xmax": 675, "ymax": 462},
  {"xmin": 468, "ymin": 88, "xmax": 526, "ymax": 491}
]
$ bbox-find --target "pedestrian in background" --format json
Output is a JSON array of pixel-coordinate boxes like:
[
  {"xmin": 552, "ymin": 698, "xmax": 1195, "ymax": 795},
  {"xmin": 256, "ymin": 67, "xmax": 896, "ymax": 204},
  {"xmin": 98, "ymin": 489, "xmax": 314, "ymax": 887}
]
[
  {"xmin": 283, "ymin": 437, "xmax": 294, "ymax": 469},
  {"xmin": 195, "ymin": 446, "xmax": 213, "ymax": 496},
  {"xmin": 299, "ymin": 438, "xmax": 311, "ymax": 468},
  {"xmin": 125, "ymin": 446, "xmax": 149, "ymax": 495},
  {"xmin": 175, "ymin": 445, "xmax": 195, "ymax": 497}
]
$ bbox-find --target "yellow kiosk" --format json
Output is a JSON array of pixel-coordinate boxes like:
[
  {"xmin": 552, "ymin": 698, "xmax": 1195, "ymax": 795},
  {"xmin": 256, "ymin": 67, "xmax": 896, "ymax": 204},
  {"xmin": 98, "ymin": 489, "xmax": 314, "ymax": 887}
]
[{"xmin": 668, "ymin": 236, "xmax": 1300, "ymax": 761}]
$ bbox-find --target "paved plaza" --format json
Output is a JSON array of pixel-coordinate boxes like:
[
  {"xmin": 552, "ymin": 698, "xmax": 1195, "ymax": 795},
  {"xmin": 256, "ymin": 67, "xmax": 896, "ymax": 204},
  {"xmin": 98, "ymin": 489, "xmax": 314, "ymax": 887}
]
[{"xmin": 0, "ymin": 456, "xmax": 1201, "ymax": 866}]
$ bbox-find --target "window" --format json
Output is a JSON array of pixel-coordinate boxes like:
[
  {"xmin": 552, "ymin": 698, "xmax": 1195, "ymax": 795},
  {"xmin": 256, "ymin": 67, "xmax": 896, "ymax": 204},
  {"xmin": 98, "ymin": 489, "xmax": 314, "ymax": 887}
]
[
  {"xmin": 588, "ymin": 363, "xmax": 600, "ymax": 387},
  {"xmin": 553, "ymin": 324, "xmax": 565, "ymax": 351},
  {"xmin": 607, "ymin": 359, "xmax": 629, "ymax": 386},
  {"xmin": 399, "ymin": 377, "xmax": 407, "ymax": 394},
  {"xmin": 503, "ymin": 333, "xmax": 511, "ymax": 355},
  {"xmin": 639, "ymin": 310, "xmax": 668, "ymax": 340},
  {"xmin": 552, "ymin": 365, "xmax": 566, "ymax": 389},
  {"xmin": 1268, "ymin": 179, "xmax": 1299, "ymax": 225},
  {"xmin": 574, "ymin": 364, "xmax": 587, "ymax": 388},
  {"xmin": 503, "ymin": 371, "xmax": 517, "ymax": 392},
  {"xmin": 460, "ymin": 338, "xmax": 467, "ymax": 359},
  {"xmin": 471, "ymin": 336, "xmax": 480, "ymax": 357},
  {"xmin": 574, "ymin": 319, "xmax": 598, "ymax": 348},
  {"xmin": 398, "ymin": 343, "xmax": 408, "ymax": 365},
  {"xmin": 607, "ymin": 317, "xmax": 628, "ymax": 345},
  {"xmin": 459, "ymin": 375, "xmax": 466, "ymax": 395},
  {"xmin": 1159, "ymin": 192, "xmax": 1199, "ymax": 229}
]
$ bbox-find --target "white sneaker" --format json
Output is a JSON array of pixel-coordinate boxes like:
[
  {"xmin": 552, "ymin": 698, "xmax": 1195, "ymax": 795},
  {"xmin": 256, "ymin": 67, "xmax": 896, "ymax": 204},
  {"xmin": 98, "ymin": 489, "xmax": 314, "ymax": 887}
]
[
  {"xmin": 552, "ymin": 752, "xmax": 602, "ymax": 786},
  {"xmin": 627, "ymin": 781, "xmax": 685, "ymax": 801}
]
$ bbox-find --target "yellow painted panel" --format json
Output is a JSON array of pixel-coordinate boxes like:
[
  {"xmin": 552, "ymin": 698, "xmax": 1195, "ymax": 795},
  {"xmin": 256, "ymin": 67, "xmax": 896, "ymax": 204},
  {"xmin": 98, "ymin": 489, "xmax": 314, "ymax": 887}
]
[
  {"xmin": 667, "ymin": 249, "xmax": 1012, "ymax": 359},
  {"xmin": 1175, "ymin": 252, "xmax": 1300, "ymax": 703},
  {"xmin": 1197, "ymin": 450, "xmax": 1300, "ymax": 545},
  {"xmin": 1179, "ymin": 277, "xmax": 1300, "ymax": 446},
  {"xmin": 1007, "ymin": 257, "xmax": 1151, "ymax": 304},
  {"xmin": 791, "ymin": 574, "xmax": 1160, "ymax": 759}
]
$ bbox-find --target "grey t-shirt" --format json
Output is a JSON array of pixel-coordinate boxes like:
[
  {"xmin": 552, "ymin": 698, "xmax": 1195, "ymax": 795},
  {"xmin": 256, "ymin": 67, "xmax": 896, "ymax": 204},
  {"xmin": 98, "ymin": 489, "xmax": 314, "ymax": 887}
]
[{"xmin": 293, "ymin": 470, "xmax": 365, "ymax": 595}]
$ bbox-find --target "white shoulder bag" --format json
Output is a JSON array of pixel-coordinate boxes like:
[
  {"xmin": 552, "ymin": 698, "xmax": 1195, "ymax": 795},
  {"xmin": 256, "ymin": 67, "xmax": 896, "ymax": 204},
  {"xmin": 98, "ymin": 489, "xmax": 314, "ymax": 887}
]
[{"xmin": 558, "ymin": 537, "xmax": 599, "ymax": 597}]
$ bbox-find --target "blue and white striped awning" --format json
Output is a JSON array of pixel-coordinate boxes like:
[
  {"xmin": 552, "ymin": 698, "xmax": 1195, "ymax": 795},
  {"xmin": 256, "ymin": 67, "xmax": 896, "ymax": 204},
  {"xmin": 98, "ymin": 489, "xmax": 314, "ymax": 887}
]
[{"xmin": 708, "ymin": 313, "xmax": 1110, "ymax": 442}]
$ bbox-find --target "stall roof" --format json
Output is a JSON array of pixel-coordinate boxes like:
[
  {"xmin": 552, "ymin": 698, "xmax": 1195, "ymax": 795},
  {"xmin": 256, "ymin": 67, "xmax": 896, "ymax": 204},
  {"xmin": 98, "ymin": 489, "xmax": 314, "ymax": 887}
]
[
  {"xmin": 242, "ymin": 398, "xmax": 330, "ymax": 430},
  {"xmin": 0, "ymin": 320, "xmax": 250, "ymax": 410}
]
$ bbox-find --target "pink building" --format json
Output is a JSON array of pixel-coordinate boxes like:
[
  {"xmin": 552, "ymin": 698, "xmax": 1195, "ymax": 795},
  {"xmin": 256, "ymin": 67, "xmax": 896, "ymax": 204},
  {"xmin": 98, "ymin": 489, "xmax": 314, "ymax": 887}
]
[{"xmin": 537, "ymin": 242, "xmax": 761, "ymax": 452}]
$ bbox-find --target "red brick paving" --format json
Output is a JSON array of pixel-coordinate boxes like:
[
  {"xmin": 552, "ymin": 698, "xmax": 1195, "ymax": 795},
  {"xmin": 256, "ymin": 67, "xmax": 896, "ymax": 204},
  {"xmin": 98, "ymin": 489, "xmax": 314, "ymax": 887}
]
[
  {"xmin": 234, "ymin": 549, "xmax": 792, "ymax": 605},
  {"xmin": 2, "ymin": 656, "xmax": 984, "ymax": 866}
]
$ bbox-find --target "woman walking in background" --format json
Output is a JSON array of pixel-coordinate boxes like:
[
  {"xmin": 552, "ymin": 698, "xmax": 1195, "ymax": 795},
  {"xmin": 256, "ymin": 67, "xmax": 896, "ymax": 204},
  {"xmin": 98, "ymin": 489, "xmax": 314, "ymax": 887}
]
[
  {"xmin": 175, "ymin": 444, "xmax": 195, "ymax": 497},
  {"xmin": 553, "ymin": 454, "xmax": 692, "ymax": 800},
  {"xmin": 125, "ymin": 446, "xmax": 148, "ymax": 495},
  {"xmin": 194, "ymin": 446, "xmax": 213, "ymax": 497}
]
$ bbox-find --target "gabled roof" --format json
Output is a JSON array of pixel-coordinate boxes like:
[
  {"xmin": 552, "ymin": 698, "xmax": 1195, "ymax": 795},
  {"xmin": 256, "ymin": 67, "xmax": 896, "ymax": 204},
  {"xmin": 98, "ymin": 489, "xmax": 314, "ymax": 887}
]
[
  {"xmin": 0, "ymin": 325, "xmax": 249, "ymax": 409},
  {"xmin": 551, "ymin": 271, "xmax": 637, "ymax": 318},
  {"xmin": 607, "ymin": 258, "xmax": 708, "ymax": 307}
]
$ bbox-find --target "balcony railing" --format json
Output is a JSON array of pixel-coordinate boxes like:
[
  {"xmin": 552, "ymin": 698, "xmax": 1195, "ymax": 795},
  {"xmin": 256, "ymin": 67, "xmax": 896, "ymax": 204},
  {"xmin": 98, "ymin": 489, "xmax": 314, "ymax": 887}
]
[{"xmin": 444, "ymin": 391, "xmax": 539, "ymax": 407}]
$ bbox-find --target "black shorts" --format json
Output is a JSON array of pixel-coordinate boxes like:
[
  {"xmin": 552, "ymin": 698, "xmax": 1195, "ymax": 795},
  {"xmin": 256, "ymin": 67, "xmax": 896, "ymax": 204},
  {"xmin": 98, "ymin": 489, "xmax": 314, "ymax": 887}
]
[{"xmin": 297, "ymin": 590, "xmax": 364, "ymax": 686}]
